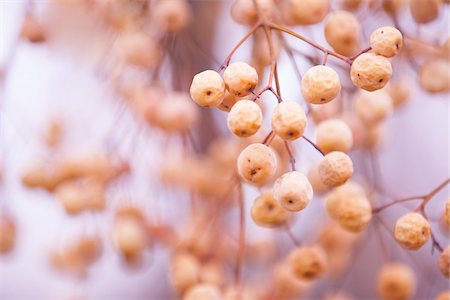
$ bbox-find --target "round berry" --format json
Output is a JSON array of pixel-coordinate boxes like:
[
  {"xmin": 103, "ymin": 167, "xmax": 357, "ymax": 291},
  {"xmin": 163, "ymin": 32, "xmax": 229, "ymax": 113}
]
[
  {"xmin": 230, "ymin": 0, "xmax": 274, "ymax": 25},
  {"xmin": 439, "ymin": 247, "xmax": 450, "ymax": 278},
  {"xmin": 183, "ymin": 284, "xmax": 221, "ymax": 300},
  {"xmin": 223, "ymin": 62, "xmax": 258, "ymax": 97},
  {"xmin": 377, "ymin": 263, "xmax": 416, "ymax": 300},
  {"xmin": 0, "ymin": 214, "xmax": 16, "ymax": 254},
  {"xmin": 289, "ymin": 246, "xmax": 327, "ymax": 281},
  {"xmin": 324, "ymin": 11, "xmax": 361, "ymax": 56},
  {"xmin": 154, "ymin": 93, "xmax": 199, "ymax": 132},
  {"xmin": 119, "ymin": 32, "xmax": 160, "ymax": 69},
  {"xmin": 370, "ymin": 26, "xmax": 403, "ymax": 58},
  {"xmin": 152, "ymin": 0, "xmax": 192, "ymax": 32},
  {"xmin": 271, "ymin": 101, "xmax": 307, "ymax": 140},
  {"xmin": 382, "ymin": 0, "xmax": 405, "ymax": 16},
  {"xmin": 301, "ymin": 65, "xmax": 341, "ymax": 104},
  {"xmin": 282, "ymin": 0, "xmax": 329, "ymax": 25},
  {"xmin": 190, "ymin": 70, "xmax": 226, "ymax": 107},
  {"xmin": 394, "ymin": 212, "xmax": 430, "ymax": 250},
  {"xmin": 387, "ymin": 80, "xmax": 411, "ymax": 108},
  {"xmin": 272, "ymin": 263, "xmax": 313, "ymax": 299},
  {"xmin": 237, "ymin": 143, "xmax": 278, "ymax": 186},
  {"xmin": 325, "ymin": 181, "xmax": 372, "ymax": 232},
  {"xmin": 251, "ymin": 191, "xmax": 291, "ymax": 227},
  {"xmin": 218, "ymin": 90, "xmax": 240, "ymax": 112},
  {"xmin": 20, "ymin": 14, "xmax": 46, "ymax": 43},
  {"xmin": 351, "ymin": 53, "xmax": 392, "ymax": 91},
  {"xmin": 354, "ymin": 89, "xmax": 393, "ymax": 126},
  {"xmin": 419, "ymin": 59, "xmax": 450, "ymax": 93},
  {"xmin": 316, "ymin": 118, "xmax": 353, "ymax": 154},
  {"xmin": 307, "ymin": 163, "xmax": 330, "ymax": 195},
  {"xmin": 410, "ymin": 0, "xmax": 441, "ymax": 24},
  {"xmin": 170, "ymin": 252, "xmax": 201, "ymax": 294},
  {"xmin": 227, "ymin": 100, "xmax": 262, "ymax": 137},
  {"xmin": 273, "ymin": 171, "xmax": 313, "ymax": 212},
  {"xmin": 341, "ymin": 0, "xmax": 364, "ymax": 10},
  {"xmin": 318, "ymin": 151, "xmax": 353, "ymax": 187}
]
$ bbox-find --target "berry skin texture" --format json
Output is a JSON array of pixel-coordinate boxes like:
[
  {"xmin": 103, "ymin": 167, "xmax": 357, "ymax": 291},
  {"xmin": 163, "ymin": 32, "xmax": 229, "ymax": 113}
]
[
  {"xmin": 324, "ymin": 10, "xmax": 361, "ymax": 56},
  {"xmin": 420, "ymin": 59, "xmax": 450, "ymax": 93},
  {"xmin": 370, "ymin": 26, "xmax": 403, "ymax": 58},
  {"xmin": 354, "ymin": 89, "xmax": 393, "ymax": 126},
  {"xmin": 377, "ymin": 263, "xmax": 416, "ymax": 300},
  {"xmin": 227, "ymin": 100, "xmax": 262, "ymax": 137},
  {"xmin": 438, "ymin": 247, "xmax": 450, "ymax": 278},
  {"xmin": 318, "ymin": 151, "xmax": 353, "ymax": 187},
  {"xmin": 190, "ymin": 70, "xmax": 225, "ymax": 107},
  {"xmin": 325, "ymin": 181, "xmax": 372, "ymax": 232},
  {"xmin": 273, "ymin": 171, "xmax": 313, "ymax": 212},
  {"xmin": 351, "ymin": 53, "xmax": 392, "ymax": 91},
  {"xmin": 289, "ymin": 246, "xmax": 327, "ymax": 281},
  {"xmin": 183, "ymin": 284, "xmax": 221, "ymax": 300},
  {"xmin": 251, "ymin": 191, "xmax": 291, "ymax": 227},
  {"xmin": 301, "ymin": 66, "xmax": 341, "ymax": 104},
  {"xmin": 237, "ymin": 143, "xmax": 278, "ymax": 186},
  {"xmin": 223, "ymin": 62, "xmax": 258, "ymax": 97},
  {"xmin": 410, "ymin": 0, "xmax": 441, "ymax": 24},
  {"xmin": 394, "ymin": 212, "xmax": 430, "ymax": 250},
  {"xmin": 271, "ymin": 101, "xmax": 307, "ymax": 140},
  {"xmin": 316, "ymin": 119, "xmax": 353, "ymax": 154},
  {"xmin": 282, "ymin": 0, "xmax": 329, "ymax": 26},
  {"xmin": 218, "ymin": 90, "xmax": 240, "ymax": 112}
]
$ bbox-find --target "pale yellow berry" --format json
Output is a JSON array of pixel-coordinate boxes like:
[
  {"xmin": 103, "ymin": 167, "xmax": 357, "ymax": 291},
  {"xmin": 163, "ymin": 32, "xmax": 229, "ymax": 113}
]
[
  {"xmin": 301, "ymin": 65, "xmax": 341, "ymax": 104},
  {"xmin": 271, "ymin": 101, "xmax": 307, "ymax": 140},
  {"xmin": 170, "ymin": 252, "xmax": 201, "ymax": 294},
  {"xmin": 370, "ymin": 26, "xmax": 403, "ymax": 58},
  {"xmin": 272, "ymin": 263, "xmax": 313, "ymax": 299},
  {"xmin": 354, "ymin": 89, "xmax": 393, "ymax": 126},
  {"xmin": 183, "ymin": 284, "xmax": 221, "ymax": 300},
  {"xmin": 319, "ymin": 151, "xmax": 353, "ymax": 187},
  {"xmin": 230, "ymin": 0, "xmax": 274, "ymax": 25},
  {"xmin": 154, "ymin": 93, "xmax": 199, "ymax": 132},
  {"xmin": 439, "ymin": 247, "xmax": 450, "ymax": 278},
  {"xmin": 325, "ymin": 181, "xmax": 372, "ymax": 232},
  {"xmin": 281, "ymin": 0, "xmax": 329, "ymax": 25},
  {"xmin": 445, "ymin": 198, "xmax": 450, "ymax": 227},
  {"xmin": 251, "ymin": 191, "xmax": 291, "ymax": 227},
  {"xmin": 223, "ymin": 62, "xmax": 258, "ymax": 97},
  {"xmin": 252, "ymin": 30, "xmax": 281, "ymax": 66},
  {"xmin": 273, "ymin": 171, "xmax": 313, "ymax": 212},
  {"xmin": 227, "ymin": 100, "xmax": 262, "ymax": 137},
  {"xmin": 152, "ymin": 0, "xmax": 191, "ymax": 32},
  {"xmin": 435, "ymin": 291, "xmax": 450, "ymax": 300},
  {"xmin": 351, "ymin": 53, "xmax": 392, "ymax": 91},
  {"xmin": 307, "ymin": 163, "xmax": 330, "ymax": 195},
  {"xmin": 112, "ymin": 218, "xmax": 147, "ymax": 263},
  {"xmin": 316, "ymin": 119, "xmax": 353, "ymax": 154},
  {"xmin": 119, "ymin": 32, "xmax": 160, "ymax": 69},
  {"xmin": 190, "ymin": 70, "xmax": 226, "ymax": 107},
  {"xmin": 387, "ymin": 80, "xmax": 411, "ymax": 108},
  {"xmin": 237, "ymin": 143, "xmax": 277, "ymax": 186},
  {"xmin": 218, "ymin": 90, "xmax": 240, "ymax": 112},
  {"xmin": 420, "ymin": 59, "xmax": 450, "ymax": 93},
  {"xmin": 289, "ymin": 246, "xmax": 327, "ymax": 281},
  {"xmin": 377, "ymin": 263, "xmax": 416, "ymax": 300},
  {"xmin": 394, "ymin": 212, "xmax": 430, "ymax": 250},
  {"xmin": 410, "ymin": 0, "xmax": 442, "ymax": 24},
  {"xmin": 324, "ymin": 11, "xmax": 361, "ymax": 56}
]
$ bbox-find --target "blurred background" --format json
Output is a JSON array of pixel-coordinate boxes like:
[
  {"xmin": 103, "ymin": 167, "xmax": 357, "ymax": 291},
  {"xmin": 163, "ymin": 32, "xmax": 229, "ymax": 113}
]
[{"xmin": 0, "ymin": 1, "xmax": 449, "ymax": 299}]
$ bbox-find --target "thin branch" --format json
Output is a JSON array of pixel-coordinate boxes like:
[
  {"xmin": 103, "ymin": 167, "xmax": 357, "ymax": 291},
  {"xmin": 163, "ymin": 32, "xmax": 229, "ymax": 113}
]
[{"xmin": 301, "ymin": 135, "xmax": 325, "ymax": 156}]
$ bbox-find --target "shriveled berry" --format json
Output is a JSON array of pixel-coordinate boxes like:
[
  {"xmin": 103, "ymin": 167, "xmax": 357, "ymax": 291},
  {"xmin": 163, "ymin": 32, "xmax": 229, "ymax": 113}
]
[
  {"xmin": 351, "ymin": 53, "xmax": 392, "ymax": 91},
  {"xmin": 272, "ymin": 101, "xmax": 307, "ymax": 140},
  {"xmin": 394, "ymin": 212, "xmax": 430, "ymax": 250},
  {"xmin": 273, "ymin": 171, "xmax": 313, "ymax": 212},
  {"xmin": 377, "ymin": 263, "xmax": 416, "ymax": 300},
  {"xmin": 319, "ymin": 151, "xmax": 353, "ymax": 187},
  {"xmin": 237, "ymin": 143, "xmax": 278, "ymax": 186},
  {"xmin": 223, "ymin": 62, "xmax": 258, "ymax": 97},
  {"xmin": 438, "ymin": 246, "xmax": 450, "ymax": 278},
  {"xmin": 251, "ymin": 191, "xmax": 291, "ymax": 227},
  {"xmin": 289, "ymin": 246, "xmax": 327, "ymax": 280},
  {"xmin": 316, "ymin": 118, "xmax": 353, "ymax": 154},
  {"xmin": 227, "ymin": 100, "xmax": 262, "ymax": 137},
  {"xmin": 324, "ymin": 11, "xmax": 361, "ymax": 56},
  {"xmin": 190, "ymin": 70, "xmax": 225, "ymax": 107},
  {"xmin": 301, "ymin": 66, "xmax": 341, "ymax": 104}
]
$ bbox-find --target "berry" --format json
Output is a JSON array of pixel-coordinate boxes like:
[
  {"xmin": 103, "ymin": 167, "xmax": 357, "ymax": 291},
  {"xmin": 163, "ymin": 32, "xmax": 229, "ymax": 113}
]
[
  {"xmin": 119, "ymin": 32, "xmax": 160, "ymax": 69},
  {"xmin": 218, "ymin": 90, "xmax": 240, "ymax": 112},
  {"xmin": 273, "ymin": 171, "xmax": 313, "ymax": 212},
  {"xmin": 324, "ymin": 11, "xmax": 361, "ymax": 56},
  {"xmin": 230, "ymin": 0, "xmax": 274, "ymax": 25},
  {"xmin": 325, "ymin": 181, "xmax": 372, "ymax": 232},
  {"xmin": 318, "ymin": 151, "xmax": 353, "ymax": 187},
  {"xmin": 370, "ymin": 26, "xmax": 403, "ymax": 58},
  {"xmin": 223, "ymin": 62, "xmax": 258, "ymax": 97},
  {"xmin": 190, "ymin": 70, "xmax": 226, "ymax": 107},
  {"xmin": 419, "ymin": 59, "xmax": 450, "ymax": 93},
  {"xmin": 227, "ymin": 100, "xmax": 262, "ymax": 137},
  {"xmin": 289, "ymin": 246, "xmax": 327, "ymax": 280},
  {"xmin": 281, "ymin": 0, "xmax": 329, "ymax": 26},
  {"xmin": 354, "ymin": 89, "xmax": 393, "ymax": 126},
  {"xmin": 445, "ymin": 198, "xmax": 450, "ymax": 227},
  {"xmin": 237, "ymin": 143, "xmax": 278, "ymax": 186},
  {"xmin": 394, "ymin": 212, "xmax": 430, "ymax": 250},
  {"xmin": 183, "ymin": 284, "xmax": 221, "ymax": 300},
  {"xmin": 152, "ymin": 0, "xmax": 191, "ymax": 32},
  {"xmin": 272, "ymin": 262, "xmax": 313, "ymax": 299},
  {"xmin": 271, "ymin": 101, "xmax": 307, "ymax": 140},
  {"xmin": 251, "ymin": 191, "xmax": 291, "ymax": 227},
  {"xmin": 315, "ymin": 118, "xmax": 353, "ymax": 154},
  {"xmin": 438, "ymin": 247, "xmax": 450, "ymax": 278},
  {"xmin": 20, "ymin": 14, "xmax": 46, "ymax": 43},
  {"xmin": 351, "ymin": 53, "xmax": 392, "ymax": 91},
  {"xmin": 377, "ymin": 263, "xmax": 416, "ymax": 300},
  {"xmin": 301, "ymin": 65, "xmax": 341, "ymax": 104},
  {"xmin": 154, "ymin": 93, "xmax": 199, "ymax": 132},
  {"xmin": 435, "ymin": 291, "xmax": 450, "ymax": 300},
  {"xmin": 170, "ymin": 252, "xmax": 201, "ymax": 294},
  {"xmin": 410, "ymin": 0, "xmax": 441, "ymax": 24},
  {"xmin": 386, "ymin": 80, "xmax": 411, "ymax": 108}
]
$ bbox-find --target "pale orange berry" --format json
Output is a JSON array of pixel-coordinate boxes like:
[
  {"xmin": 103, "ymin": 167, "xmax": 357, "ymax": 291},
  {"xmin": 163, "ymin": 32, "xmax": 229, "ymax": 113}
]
[
  {"xmin": 273, "ymin": 171, "xmax": 313, "ymax": 212},
  {"xmin": 301, "ymin": 65, "xmax": 341, "ymax": 104},
  {"xmin": 251, "ymin": 191, "xmax": 291, "ymax": 227},
  {"xmin": 351, "ymin": 53, "xmax": 392, "ymax": 91},
  {"xmin": 439, "ymin": 247, "xmax": 450, "ymax": 278},
  {"xmin": 315, "ymin": 118, "xmax": 353, "ymax": 154},
  {"xmin": 227, "ymin": 100, "xmax": 262, "ymax": 137},
  {"xmin": 271, "ymin": 101, "xmax": 307, "ymax": 140},
  {"xmin": 237, "ymin": 143, "xmax": 278, "ymax": 186},
  {"xmin": 319, "ymin": 151, "xmax": 353, "ymax": 187},
  {"xmin": 410, "ymin": 0, "xmax": 442, "ymax": 23},
  {"xmin": 394, "ymin": 212, "xmax": 430, "ymax": 250},
  {"xmin": 377, "ymin": 263, "xmax": 416, "ymax": 300},
  {"xmin": 190, "ymin": 70, "xmax": 226, "ymax": 107},
  {"xmin": 289, "ymin": 246, "xmax": 327, "ymax": 280},
  {"xmin": 223, "ymin": 62, "xmax": 258, "ymax": 97},
  {"xmin": 324, "ymin": 10, "xmax": 361, "ymax": 56},
  {"xmin": 370, "ymin": 26, "xmax": 403, "ymax": 58}
]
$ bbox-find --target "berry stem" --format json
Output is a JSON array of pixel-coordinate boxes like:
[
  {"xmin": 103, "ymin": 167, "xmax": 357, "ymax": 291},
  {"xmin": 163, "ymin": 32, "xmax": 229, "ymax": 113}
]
[
  {"xmin": 235, "ymin": 181, "xmax": 246, "ymax": 287},
  {"xmin": 219, "ymin": 22, "xmax": 261, "ymax": 71},
  {"xmin": 285, "ymin": 226, "xmax": 300, "ymax": 246},
  {"xmin": 301, "ymin": 135, "xmax": 325, "ymax": 156},
  {"xmin": 283, "ymin": 141, "xmax": 296, "ymax": 171},
  {"xmin": 262, "ymin": 130, "xmax": 275, "ymax": 145},
  {"xmin": 420, "ymin": 206, "xmax": 444, "ymax": 253},
  {"xmin": 372, "ymin": 195, "xmax": 425, "ymax": 214}
]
